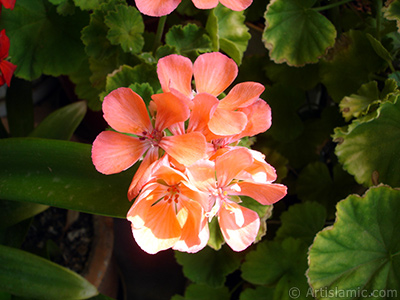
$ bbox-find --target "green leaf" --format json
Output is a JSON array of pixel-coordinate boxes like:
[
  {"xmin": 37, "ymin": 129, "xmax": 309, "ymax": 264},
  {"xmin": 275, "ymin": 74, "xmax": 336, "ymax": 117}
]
[
  {"xmin": 0, "ymin": 0, "xmax": 88, "ymax": 80},
  {"xmin": 173, "ymin": 284, "xmax": 230, "ymax": 300},
  {"xmin": 319, "ymin": 30, "xmax": 386, "ymax": 102},
  {"xmin": 175, "ymin": 246, "xmax": 242, "ymax": 288},
  {"xmin": 0, "ymin": 244, "xmax": 98, "ymax": 299},
  {"xmin": 264, "ymin": 83, "xmax": 306, "ymax": 142},
  {"xmin": 307, "ymin": 185, "xmax": 400, "ymax": 300},
  {"xmin": 339, "ymin": 79, "xmax": 399, "ymax": 121},
  {"xmin": 208, "ymin": 4, "xmax": 251, "ymax": 65},
  {"xmin": 5, "ymin": 78, "xmax": 34, "ymax": 137},
  {"xmin": 0, "ymin": 218, "xmax": 32, "ymax": 248},
  {"xmin": 366, "ymin": 33, "xmax": 394, "ymax": 70},
  {"xmin": 383, "ymin": 0, "xmax": 400, "ymax": 33},
  {"xmin": 241, "ymin": 238, "xmax": 312, "ymax": 300},
  {"xmin": 333, "ymin": 97, "xmax": 400, "ymax": 187},
  {"xmin": 105, "ymin": 5, "xmax": 144, "ymax": 54},
  {"xmin": 240, "ymin": 286, "xmax": 275, "ymax": 300},
  {"xmin": 275, "ymin": 202, "xmax": 326, "ymax": 245},
  {"xmin": 165, "ymin": 24, "xmax": 212, "ymax": 60},
  {"xmin": 296, "ymin": 162, "xmax": 357, "ymax": 216},
  {"xmin": 0, "ymin": 201, "xmax": 46, "ymax": 230},
  {"xmin": 0, "ymin": 138, "xmax": 136, "ymax": 218},
  {"xmin": 103, "ymin": 64, "xmax": 160, "ymax": 100},
  {"xmin": 128, "ymin": 83, "xmax": 154, "ymax": 103},
  {"xmin": 29, "ymin": 101, "xmax": 87, "ymax": 140},
  {"xmin": 263, "ymin": 0, "xmax": 336, "ymax": 66},
  {"xmin": 73, "ymin": 0, "xmax": 108, "ymax": 10}
]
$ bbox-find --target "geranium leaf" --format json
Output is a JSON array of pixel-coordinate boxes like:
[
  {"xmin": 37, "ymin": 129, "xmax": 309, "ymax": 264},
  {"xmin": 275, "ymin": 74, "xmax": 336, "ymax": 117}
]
[
  {"xmin": 103, "ymin": 64, "xmax": 160, "ymax": 101},
  {"xmin": 296, "ymin": 162, "xmax": 357, "ymax": 216},
  {"xmin": 275, "ymin": 202, "xmax": 326, "ymax": 245},
  {"xmin": 73, "ymin": 0, "xmax": 107, "ymax": 10},
  {"xmin": 263, "ymin": 0, "xmax": 336, "ymax": 66},
  {"xmin": 207, "ymin": 217, "xmax": 225, "ymax": 250},
  {"xmin": 207, "ymin": 4, "xmax": 251, "ymax": 65},
  {"xmin": 307, "ymin": 185, "xmax": 400, "ymax": 300},
  {"xmin": 319, "ymin": 30, "xmax": 386, "ymax": 102},
  {"xmin": 366, "ymin": 33, "xmax": 394, "ymax": 68},
  {"xmin": 105, "ymin": 4, "xmax": 144, "ymax": 54},
  {"xmin": 240, "ymin": 286, "xmax": 275, "ymax": 300},
  {"xmin": 165, "ymin": 24, "xmax": 212, "ymax": 60},
  {"xmin": 0, "ymin": 138, "xmax": 136, "ymax": 218},
  {"xmin": 0, "ymin": 0, "xmax": 88, "ymax": 80},
  {"xmin": 0, "ymin": 244, "xmax": 98, "ymax": 299},
  {"xmin": 333, "ymin": 97, "xmax": 400, "ymax": 187},
  {"xmin": 263, "ymin": 83, "xmax": 306, "ymax": 142},
  {"xmin": 172, "ymin": 284, "xmax": 230, "ymax": 300},
  {"xmin": 241, "ymin": 238, "xmax": 312, "ymax": 300},
  {"xmin": 383, "ymin": 0, "xmax": 400, "ymax": 33},
  {"xmin": 175, "ymin": 246, "xmax": 242, "ymax": 288}
]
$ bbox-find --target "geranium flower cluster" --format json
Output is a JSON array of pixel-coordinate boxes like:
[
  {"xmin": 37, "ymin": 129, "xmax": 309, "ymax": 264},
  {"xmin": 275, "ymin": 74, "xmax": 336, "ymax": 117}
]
[
  {"xmin": 92, "ymin": 52, "xmax": 287, "ymax": 254},
  {"xmin": 135, "ymin": 0, "xmax": 252, "ymax": 17}
]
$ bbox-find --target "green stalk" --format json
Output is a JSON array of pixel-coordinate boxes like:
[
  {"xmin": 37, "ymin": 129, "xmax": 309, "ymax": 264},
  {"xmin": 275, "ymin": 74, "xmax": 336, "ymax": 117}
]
[
  {"xmin": 313, "ymin": 0, "xmax": 353, "ymax": 12},
  {"xmin": 374, "ymin": 0, "xmax": 382, "ymax": 41},
  {"xmin": 152, "ymin": 15, "xmax": 167, "ymax": 54}
]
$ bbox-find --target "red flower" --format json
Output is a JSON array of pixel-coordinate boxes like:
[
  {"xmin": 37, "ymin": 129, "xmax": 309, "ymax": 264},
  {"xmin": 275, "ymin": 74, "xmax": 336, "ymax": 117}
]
[
  {"xmin": 0, "ymin": 0, "xmax": 15, "ymax": 10},
  {"xmin": 0, "ymin": 30, "xmax": 17, "ymax": 87}
]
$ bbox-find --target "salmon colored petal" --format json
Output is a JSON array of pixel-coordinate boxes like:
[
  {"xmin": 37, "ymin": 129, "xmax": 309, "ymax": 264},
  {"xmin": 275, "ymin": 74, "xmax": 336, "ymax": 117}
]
[
  {"xmin": 235, "ymin": 182, "xmax": 287, "ymax": 205},
  {"xmin": 159, "ymin": 132, "xmax": 206, "ymax": 166},
  {"xmin": 219, "ymin": 0, "xmax": 252, "ymax": 11},
  {"xmin": 192, "ymin": 0, "xmax": 219, "ymax": 9},
  {"xmin": 208, "ymin": 108, "xmax": 247, "ymax": 136},
  {"xmin": 130, "ymin": 201, "xmax": 182, "ymax": 254},
  {"xmin": 194, "ymin": 52, "xmax": 238, "ymax": 96},
  {"xmin": 218, "ymin": 202, "xmax": 260, "ymax": 251},
  {"xmin": 187, "ymin": 93, "xmax": 219, "ymax": 135},
  {"xmin": 245, "ymin": 149, "xmax": 277, "ymax": 182},
  {"xmin": 216, "ymin": 148, "xmax": 253, "ymax": 187},
  {"xmin": 92, "ymin": 131, "xmax": 149, "ymax": 175},
  {"xmin": 127, "ymin": 148, "xmax": 160, "ymax": 200},
  {"xmin": 173, "ymin": 200, "xmax": 208, "ymax": 252},
  {"xmin": 103, "ymin": 87, "xmax": 152, "ymax": 135},
  {"xmin": 127, "ymin": 183, "xmax": 164, "ymax": 229},
  {"xmin": 134, "ymin": 0, "xmax": 181, "ymax": 16},
  {"xmin": 219, "ymin": 82, "xmax": 265, "ymax": 110},
  {"xmin": 180, "ymin": 180, "xmax": 212, "ymax": 211},
  {"xmin": 154, "ymin": 165, "xmax": 187, "ymax": 186},
  {"xmin": 151, "ymin": 92, "xmax": 190, "ymax": 131},
  {"xmin": 157, "ymin": 54, "xmax": 193, "ymax": 97},
  {"xmin": 185, "ymin": 159, "xmax": 216, "ymax": 192},
  {"xmin": 236, "ymin": 100, "xmax": 272, "ymax": 138}
]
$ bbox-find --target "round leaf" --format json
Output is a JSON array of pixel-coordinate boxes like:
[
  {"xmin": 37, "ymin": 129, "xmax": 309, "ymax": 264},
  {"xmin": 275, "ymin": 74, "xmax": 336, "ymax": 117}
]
[
  {"xmin": 333, "ymin": 97, "xmax": 400, "ymax": 187},
  {"xmin": 175, "ymin": 246, "xmax": 242, "ymax": 288},
  {"xmin": 307, "ymin": 185, "xmax": 400, "ymax": 300},
  {"xmin": 105, "ymin": 5, "xmax": 144, "ymax": 54},
  {"xmin": 263, "ymin": 0, "xmax": 336, "ymax": 66}
]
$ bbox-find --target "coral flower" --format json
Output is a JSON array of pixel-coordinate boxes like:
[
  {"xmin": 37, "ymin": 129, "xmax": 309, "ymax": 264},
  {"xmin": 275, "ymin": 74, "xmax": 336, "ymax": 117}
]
[
  {"xmin": 135, "ymin": 0, "xmax": 252, "ymax": 17},
  {"xmin": 158, "ymin": 52, "xmax": 267, "ymax": 138},
  {"xmin": 0, "ymin": 29, "xmax": 17, "ymax": 87},
  {"xmin": 0, "ymin": 0, "xmax": 15, "ymax": 10},
  {"xmin": 91, "ymin": 87, "xmax": 207, "ymax": 198},
  {"xmin": 186, "ymin": 148, "xmax": 287, "ymax": 251},
  {"xmin": 127, "ymin": 161, "xmax": 209, "ymax": 254}
]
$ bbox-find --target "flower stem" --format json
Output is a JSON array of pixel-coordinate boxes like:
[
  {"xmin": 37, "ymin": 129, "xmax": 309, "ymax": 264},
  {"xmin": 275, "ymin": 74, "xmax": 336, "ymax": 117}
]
[
  {"xmin": 152, "ymin": 15, "xmax": 167, "ymax": 54},
  {"xmin": 313, "ymin": 0, "xmax": 353, "ymax": 12}
]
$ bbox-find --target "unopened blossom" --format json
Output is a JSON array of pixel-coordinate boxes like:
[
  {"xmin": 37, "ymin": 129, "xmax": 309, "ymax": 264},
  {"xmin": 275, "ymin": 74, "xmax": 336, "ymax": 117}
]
[
  {"xmin": 127, "ymin": 159, "xmax": 209, "ymax": 254},
  {"xmin": 157, "ymin": 52, "xmax": 268, "ymax": 139},
  {"xmin": 91, "ymin": 87, "xmax": 207, "ymax": 199},
  {"xmin": 186, "ymin": 148, "xmax": 287, "ymax": 251},
  {"xmin": 135, "ymin": 0, "xmax": 252, "ymax": 17},
  {"xmin": 0, "ymin": 29, "xmax": 17, "ymax": 87}
]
